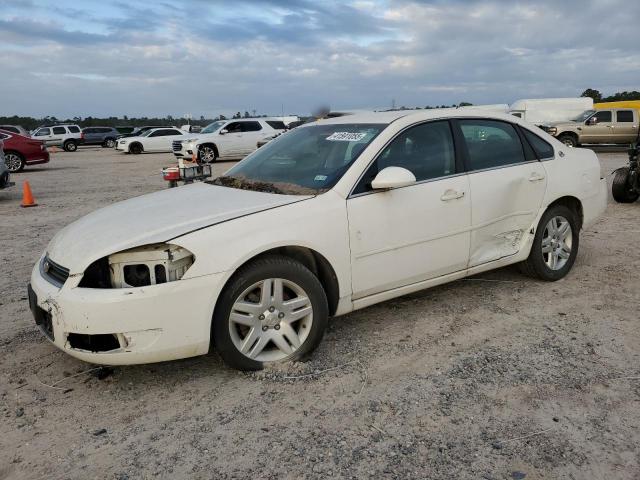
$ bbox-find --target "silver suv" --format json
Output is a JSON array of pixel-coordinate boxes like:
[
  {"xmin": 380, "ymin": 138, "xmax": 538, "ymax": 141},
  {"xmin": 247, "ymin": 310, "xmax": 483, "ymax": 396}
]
[{"xmin": 31, "ymin": 124, "xmax": 83, "ymax": 152}]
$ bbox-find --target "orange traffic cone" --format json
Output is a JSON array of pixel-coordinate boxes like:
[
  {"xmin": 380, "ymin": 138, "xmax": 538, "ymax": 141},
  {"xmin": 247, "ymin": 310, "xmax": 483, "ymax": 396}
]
[{"xmin": 20, "ymin": 181, "xmax": 38, "ymax": 208}]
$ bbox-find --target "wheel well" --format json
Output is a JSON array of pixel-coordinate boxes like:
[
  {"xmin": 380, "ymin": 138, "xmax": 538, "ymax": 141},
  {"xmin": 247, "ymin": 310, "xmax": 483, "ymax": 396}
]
[
  {"xmin": 3, "ymin": 150, "xmax": 24, "ymax": 159},
  {"xmin": 129, "ymin": 142, "xmax": 143, "ymax": 152},
  {"xmin": 547, "ymin": 196, "xmax": 583, "ymax": 230},
  {"xmin": 64, "ymin": 139, "xmax": 76, "ymax": 144},
  {"xmin": 223, "ymin": 246, "xmax": 340, "ymax": 316},
  {"xmin": 557, "ymin": 132, "xmax": 578, "ymax": 140},
  {"xmin": 199, "ymin": 142, "xmax": 218, "ymax": 157}
]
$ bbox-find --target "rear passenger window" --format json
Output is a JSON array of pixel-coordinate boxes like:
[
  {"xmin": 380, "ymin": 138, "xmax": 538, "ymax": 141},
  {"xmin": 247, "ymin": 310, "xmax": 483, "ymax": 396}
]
[
  {"xmin": 68, "ymin": 126, "xmax": 80, "ymax": 133},
  {"xmin": 522, "ymin": 129, "xmax": 554, "ymax": 159},
  {"xmin": 459, "ymin": 120, "xmax": 526, "ymax": 170},
  {"xmin": 52, "ymin": 127, "xmax": 66, "ymax": 134},
  {"xmin": 266, "ymin": 121, "xmax": 286, "ymax": 130},
  {"xmin": 241, "ymin": 122, "xmax": 262, "ymax": 132},
  {"xmin": 617, "ymin": 110, "xmax": 634, "ymax": 122}
]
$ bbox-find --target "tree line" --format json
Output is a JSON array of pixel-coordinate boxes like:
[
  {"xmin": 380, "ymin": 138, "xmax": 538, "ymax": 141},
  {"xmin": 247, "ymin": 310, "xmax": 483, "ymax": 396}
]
[
  {"xmin": 580, "ymin": 89, "xmax": 640, "ymax": 103},
  {"xmin": 0, "ymin": 112, "xmax": 271, "ymax": 130}
]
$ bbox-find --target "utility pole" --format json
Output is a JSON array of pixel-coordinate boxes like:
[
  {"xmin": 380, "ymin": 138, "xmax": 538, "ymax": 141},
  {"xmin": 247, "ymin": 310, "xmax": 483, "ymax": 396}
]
[{"xmin": 391, "ymin": 98, "xmax": 396, "ymax": 110}]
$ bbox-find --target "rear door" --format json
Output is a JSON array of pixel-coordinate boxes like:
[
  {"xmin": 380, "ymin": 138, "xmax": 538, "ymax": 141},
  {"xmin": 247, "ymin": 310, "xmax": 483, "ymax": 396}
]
[
  {"xmin": 456, "ymin": 119, "xmax": 548, "ymax": 267},
  {"xmin": 83, "ymin": 128, "xmax": 98, "ymax": 144},
  {"xmin": 580, "ymin": 110, "xmax": 614, "ymax": 143},
  {"xmin": 614, "ymin": 110, "xmax": 638, "ymax": 143},
  {"xmin": 49, "ymin": 126, "xmax": 67, "ymax": 146},
  {"xmin": 145, "ymin": 129, "xmax": 183, "ymax": 151}
]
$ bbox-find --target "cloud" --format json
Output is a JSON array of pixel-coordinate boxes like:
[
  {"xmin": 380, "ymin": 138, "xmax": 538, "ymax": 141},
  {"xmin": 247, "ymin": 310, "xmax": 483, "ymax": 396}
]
[{"xmin": 0, "ymin": 0, "xmax": 638, "ymax": 118}]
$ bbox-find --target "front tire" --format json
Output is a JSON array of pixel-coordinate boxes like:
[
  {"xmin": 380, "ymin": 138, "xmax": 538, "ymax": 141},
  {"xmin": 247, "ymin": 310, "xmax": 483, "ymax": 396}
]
[
  {"xmin": 212, "ymin": 256, "xmax": 328, "ymax": 371},
  {"xmin": 129, "ymin": 143, "xmax": 143, "ymax": 154},
  {"xmin": 198, "ymin": 145, "xmax": 217, "ymax": 163},
  {"xmin": 519, "ymin": 205, "xmax": 579, "ymax": 281},
  {"xmin": 63, "ymin": 140, "xmax": 77, "ymax": 152},
  {"xmin": 4, "ymin": 152, "xmax": 25, "ymax": 172},
  {"xmin": 558, "ymin": 134, "xmax": 578, "ymax": 148},
  {"xmin": 612, "ymin": 167, "xmax": 639, "ymax": 203}
]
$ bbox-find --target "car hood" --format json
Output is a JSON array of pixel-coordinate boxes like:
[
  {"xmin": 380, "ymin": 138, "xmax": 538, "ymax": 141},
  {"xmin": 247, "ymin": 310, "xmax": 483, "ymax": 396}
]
[
  {"xmin": 46, "ymin": 183, "xmax": 311, "ymax": 273},
  {"xmin": 542, "ymin": 120, "xmax": 578, "ymax": 128}
]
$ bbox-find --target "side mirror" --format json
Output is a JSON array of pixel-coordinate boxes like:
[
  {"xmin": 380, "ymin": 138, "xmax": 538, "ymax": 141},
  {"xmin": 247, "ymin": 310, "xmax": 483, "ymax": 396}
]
[
  {"xmin": 586, "ymin": 117, "xmax": 598, "ymax": 126},
  {"xmin": 371, "ymin": 167, "xmax": 416, "ymax": 190},
  {"xmin": 219, "ymin": 129, "xmax": 228, "ymax": 135}
]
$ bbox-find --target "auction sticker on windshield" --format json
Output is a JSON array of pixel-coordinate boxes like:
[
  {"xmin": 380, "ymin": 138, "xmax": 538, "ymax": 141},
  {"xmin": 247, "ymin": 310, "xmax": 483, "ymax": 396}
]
[{"xmin": 326, "ymin": 132, "xmax": 367, "ymax": 142}]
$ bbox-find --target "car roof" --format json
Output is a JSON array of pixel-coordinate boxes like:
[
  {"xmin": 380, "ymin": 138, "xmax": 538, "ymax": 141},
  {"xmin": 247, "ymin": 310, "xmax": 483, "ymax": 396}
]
[{"xmin": 313, "ymin": 108, "xmax": 528, "ymax": 126}]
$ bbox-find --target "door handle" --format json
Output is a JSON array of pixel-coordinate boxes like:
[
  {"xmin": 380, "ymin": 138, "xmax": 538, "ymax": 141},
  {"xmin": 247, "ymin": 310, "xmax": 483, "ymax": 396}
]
[
  {"xmin": 528, "ymin": 173, "xmax": 545, "ymax": 182},
  {"xmin": 440, "ymin": 190, "xmax": 465, "ymax": 201}
]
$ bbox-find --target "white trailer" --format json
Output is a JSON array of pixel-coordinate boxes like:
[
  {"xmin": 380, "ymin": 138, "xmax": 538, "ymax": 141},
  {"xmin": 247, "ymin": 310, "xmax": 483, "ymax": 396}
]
[{"xmin": 508, "ymin": 98, "xmax": 593, "ymax": 125}]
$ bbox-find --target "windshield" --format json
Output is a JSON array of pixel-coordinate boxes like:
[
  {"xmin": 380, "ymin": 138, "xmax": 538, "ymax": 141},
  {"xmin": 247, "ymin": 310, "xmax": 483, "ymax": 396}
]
[
  {"xmin": 212, "ymin": 123, "xmax": 385, "ymax": 195},
  {"xmin": 573, "ymin": 110, "xmax": 595, "ymax": 122},
  {"xmin": 201, "ymin": 121, "xmax": 227, "ymax": 134}
]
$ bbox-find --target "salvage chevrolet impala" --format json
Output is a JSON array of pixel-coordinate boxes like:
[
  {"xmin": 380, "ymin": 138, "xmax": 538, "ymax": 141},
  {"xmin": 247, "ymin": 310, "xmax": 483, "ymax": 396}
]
[{"xmin": 28, "ymin": 110, "xmax": 607, "ymax": 370}]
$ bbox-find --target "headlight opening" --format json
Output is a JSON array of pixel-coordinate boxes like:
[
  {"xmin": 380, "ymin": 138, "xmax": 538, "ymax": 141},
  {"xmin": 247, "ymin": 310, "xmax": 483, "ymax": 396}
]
[{"xmin": 109, "ymin": 244, "xmax": 194, "ymax": 288}]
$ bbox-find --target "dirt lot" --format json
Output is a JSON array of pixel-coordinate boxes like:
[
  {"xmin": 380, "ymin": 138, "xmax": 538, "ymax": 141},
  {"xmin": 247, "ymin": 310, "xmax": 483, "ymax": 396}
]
[{"xmin": 1, "ymin": 147, "xmax": 638, "ymax": 480}]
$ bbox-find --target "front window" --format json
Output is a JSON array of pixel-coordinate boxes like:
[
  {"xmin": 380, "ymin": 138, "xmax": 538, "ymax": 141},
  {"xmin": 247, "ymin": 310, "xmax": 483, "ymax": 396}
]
[
  {"xmin": 200, "ymin": 121, "xmax": 226, "ymax": 134},
  {"xmin": 573, "ymin": 110, "xmax": 595, "ymax": 122},
  {"xmin": 213, "ymin": 123, "xmax": 385, "ymax": 195}
]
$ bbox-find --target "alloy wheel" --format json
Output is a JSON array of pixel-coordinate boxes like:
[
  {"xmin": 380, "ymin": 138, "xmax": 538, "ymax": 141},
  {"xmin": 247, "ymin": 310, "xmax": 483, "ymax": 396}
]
[
  {"xmin": 199, "ymin": 146, "xmax": 216, "ymax": 163},
  {"xmin": 229, "ymin": 278, "xmax": 313, "ymax": 362},
  {"xmin": 5, "ymin": 153, "xmax": 23, "ymax": 172},
  {"xmin": 542, "ymin": 215, "xmax": 572, "ymax": 270}
]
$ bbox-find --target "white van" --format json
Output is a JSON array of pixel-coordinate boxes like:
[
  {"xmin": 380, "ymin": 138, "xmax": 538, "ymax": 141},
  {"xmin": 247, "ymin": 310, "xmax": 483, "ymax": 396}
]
[{"xmin": 508, "ymin": 98, "xmax": 593, "ymax": 125}]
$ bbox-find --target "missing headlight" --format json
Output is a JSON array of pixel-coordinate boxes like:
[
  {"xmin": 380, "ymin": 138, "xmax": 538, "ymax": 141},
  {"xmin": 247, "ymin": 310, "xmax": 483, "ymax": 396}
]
[
  {"xmin": 79, "ymin": 244, "xmax": 194, "ymax": 289},
  {"xmin": 109, "ymin": 244, "xmax": 194, "ymax": 288}
]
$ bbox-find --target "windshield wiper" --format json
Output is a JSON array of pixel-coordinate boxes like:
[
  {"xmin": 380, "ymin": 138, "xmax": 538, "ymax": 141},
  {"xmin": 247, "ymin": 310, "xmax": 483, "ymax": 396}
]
[{"xmin": 211, "ymin": 176, "xmax": 286, "ymax": 194}]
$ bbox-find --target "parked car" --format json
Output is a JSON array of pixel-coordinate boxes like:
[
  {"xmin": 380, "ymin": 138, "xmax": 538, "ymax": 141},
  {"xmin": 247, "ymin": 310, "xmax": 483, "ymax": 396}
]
[
  {"xmin": 28, "ymin": 110, "xmax": 607, "ymax": 370},
  {"xmin": 31, "ymin": 124, "xmax": 83, "ymax": 152},
  {"xmin": 172, "ymin": 118, "xmax": 286, "ymax": 162},
  {"xmin": 81, "ymin": 127, "xmax": 119, "ymax": 148},
  {"xmin": 0, "ymin": 136, "xmax": 13, "ymax": 190},
  {"xmin": 541, "ymin": 108, "xmax": 640, "ymax": 147},
  {"xmin": 116, "ymin": 126, "xmax": 174, "ymax": 141},
  {"xmin": 508, "ymin": 98, "xmax": 594, "ymax": 125},
  {"xmin": 0, "ymin": 125, "xmax": 31, "ymax": 137},
  {"xmin": 0, "ymin": 129, "xmax": 49, "ymax": 172},
  {"xmin": 115, "ymin": 127, "xmax": 186, "ymax": 154}
]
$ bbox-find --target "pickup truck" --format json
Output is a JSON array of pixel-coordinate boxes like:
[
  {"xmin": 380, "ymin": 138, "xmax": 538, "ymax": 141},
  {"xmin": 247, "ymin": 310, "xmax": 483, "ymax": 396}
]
[{"xmin": 541, "ymin": 108, "xmax": 639, "ymax": 147}]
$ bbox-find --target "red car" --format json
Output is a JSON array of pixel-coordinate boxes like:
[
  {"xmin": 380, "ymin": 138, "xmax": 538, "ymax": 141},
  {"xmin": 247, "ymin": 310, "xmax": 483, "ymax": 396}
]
[{"xmin": 0, "ymin": 129, "xmax": 49, "ymax": 172}]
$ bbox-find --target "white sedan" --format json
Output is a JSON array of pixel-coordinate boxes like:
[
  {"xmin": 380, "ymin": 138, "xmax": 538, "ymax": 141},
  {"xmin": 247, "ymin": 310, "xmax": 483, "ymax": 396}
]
[
  {"xmin": 116, "ymin": 127, "xmax": 186, "ymax": 154},
  {"xmin": 29, "ymin": 110, "xmax": 607, "ymax": 370}
]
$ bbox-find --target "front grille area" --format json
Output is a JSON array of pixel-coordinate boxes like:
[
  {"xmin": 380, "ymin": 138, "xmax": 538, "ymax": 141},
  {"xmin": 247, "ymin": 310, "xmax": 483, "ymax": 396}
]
[
  {"xmin": 172, "ymin": 140, "xmax": 183, "ymax": 152},
  {"xmin": 42, "ymin": 255, "xmax": 70, "ymax": 287}
]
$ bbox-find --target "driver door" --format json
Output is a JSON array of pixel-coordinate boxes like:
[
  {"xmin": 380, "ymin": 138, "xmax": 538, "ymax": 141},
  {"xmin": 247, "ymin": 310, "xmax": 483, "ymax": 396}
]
[
  {"xmin": 581, "ymin": 110, "xmax": 613, "ymax": 143},
  {"xmin": 347, "ymin": 120, "xmax": 471, "ymax": 299},
  {"xmin": 219, "ymin": 122, "xmax": 245, "ymax": 158}
]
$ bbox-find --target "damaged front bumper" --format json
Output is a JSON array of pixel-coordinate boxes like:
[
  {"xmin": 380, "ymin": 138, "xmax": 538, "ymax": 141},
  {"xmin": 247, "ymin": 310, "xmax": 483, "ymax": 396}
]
[{"xmin": 29, "ymin": 258, "xmax": 226, "ymax": 365}]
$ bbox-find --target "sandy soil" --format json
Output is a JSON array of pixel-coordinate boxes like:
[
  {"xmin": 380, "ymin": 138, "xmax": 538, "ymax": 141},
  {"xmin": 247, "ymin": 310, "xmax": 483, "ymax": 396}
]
[{"xmin": 1, "ymin": 146, "xmax": 638, "ymax": 480}]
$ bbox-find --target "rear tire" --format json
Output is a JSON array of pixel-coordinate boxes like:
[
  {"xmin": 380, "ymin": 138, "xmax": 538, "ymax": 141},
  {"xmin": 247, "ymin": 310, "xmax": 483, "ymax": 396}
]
[
  {"xmin": 519, "ymin": 204, "xmax": 579, "ymax": 281},
  {"xmin": 63, "ymin": 140, "xmax": 77, "ymax": 152},
  {"xmin": 612, "ymin": 167, "xmax": 639, "ymax": 203},
  {"xmin": 4, "ymin": 152, "xmax": 25, "ymax": 172},
  {"xmin": 212, "ymin": 255, "xmax": 328, "ymax": 371},
  {"xmin": 104, "ymin": 138, "xmax": 116, "ymax": 148},
  {"xmin": 558, "ymin": 134, "xmax": 577, "ymax": 148}
]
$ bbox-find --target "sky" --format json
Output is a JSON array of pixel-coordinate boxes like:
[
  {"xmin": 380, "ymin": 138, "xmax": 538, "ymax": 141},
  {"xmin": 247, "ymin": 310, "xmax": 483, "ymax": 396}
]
[{"xmin": 1, "ymin": 0, "xmax": 638, "ymax": 119}]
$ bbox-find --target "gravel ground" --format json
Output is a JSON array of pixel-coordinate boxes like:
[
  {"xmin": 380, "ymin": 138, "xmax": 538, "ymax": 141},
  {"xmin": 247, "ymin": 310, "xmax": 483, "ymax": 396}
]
[{"xmin": 1, "ymin": 147, "xmax": 639, "ymax": 480}]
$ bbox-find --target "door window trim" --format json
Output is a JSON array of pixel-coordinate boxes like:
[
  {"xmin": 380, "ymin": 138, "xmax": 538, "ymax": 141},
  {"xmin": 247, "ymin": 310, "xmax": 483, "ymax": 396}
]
[{"xmin": 348, "ymin": 119, "xmax": 463, "ymax": 199}]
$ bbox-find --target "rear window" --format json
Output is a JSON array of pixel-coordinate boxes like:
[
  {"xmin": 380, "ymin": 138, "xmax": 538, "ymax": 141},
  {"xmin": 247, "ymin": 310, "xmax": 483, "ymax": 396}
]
[
  {"xmin": 266, "ymin": 121, "xmax": 286, "ymax": 130},
  {"xmin": 522, "ymin": 129, "xmax": 554, "ymax": 159},
  {"xmin": 0, "ymin": 126, "xmax": 19, "ymax": 133},
  {"xmin": 68, "ymin": 126, "xmax": 80, "ymax": 133},
  {"xmin": 617, "ymin": 110, "xmax": 634, "ymax": 122}
]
